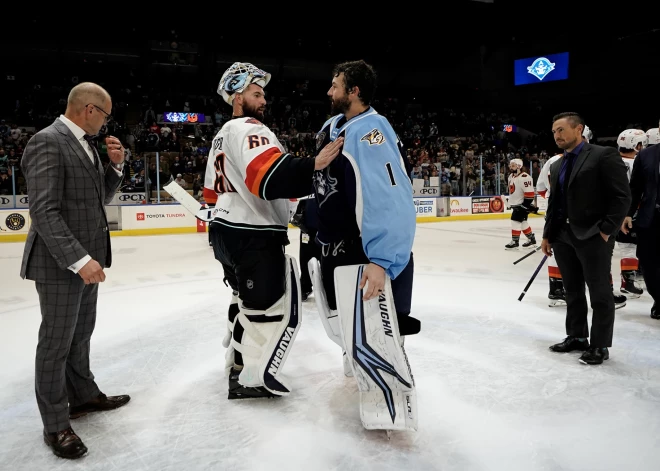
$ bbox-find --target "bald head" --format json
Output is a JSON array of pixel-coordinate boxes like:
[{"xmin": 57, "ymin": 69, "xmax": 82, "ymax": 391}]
[
  {"xmin": 64, "ymin": 82, "xmax": 112, "ymax": 135},
  {"xmin": 66, "ymin": 82, "xmax": 111, "ymax": 114}
]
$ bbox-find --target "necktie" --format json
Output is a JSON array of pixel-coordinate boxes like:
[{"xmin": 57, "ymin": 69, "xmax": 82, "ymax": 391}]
[
  {"xmin": 83, "ymin": 134, "xmax": 100, "ymax": 169},
  {"xmin": 564, "ymin": 152, "xmax": 576, "ymax": 185}
]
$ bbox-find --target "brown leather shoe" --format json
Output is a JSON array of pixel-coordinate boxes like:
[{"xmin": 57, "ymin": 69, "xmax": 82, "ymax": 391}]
[
  {"xmin": 69, "ymin": 392, "xmax": 131, "ymax": 419},
  {"xmin": 43, "ymin": 427, "xmax": 88, "ymax": 459}
]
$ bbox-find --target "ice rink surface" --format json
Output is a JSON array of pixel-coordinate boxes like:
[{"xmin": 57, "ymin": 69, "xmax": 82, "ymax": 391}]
[{"xmin": 1, "ymin": 217, "xmax": 658, "ymax": 471}]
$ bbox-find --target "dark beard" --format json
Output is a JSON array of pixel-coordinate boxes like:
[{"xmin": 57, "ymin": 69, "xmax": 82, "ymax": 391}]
[
  {"xmin": 331, "ymin": 96, "xmax": 350, "ymax": 115},
  {"xmin": 242, "ymin": 102, "xmax": 265, "ymax": 120}
]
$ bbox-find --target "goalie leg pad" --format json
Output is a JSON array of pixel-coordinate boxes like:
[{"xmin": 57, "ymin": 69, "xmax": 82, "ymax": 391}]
[
  {"xmin": 222, "ymin": 291, "xmax": 240, "ymax": 348},
  {"xmin": 308, "ymin": 257, "xmax": 343, "ymax": 348},
  {"xmin": 229, "ymin": 255, "xmax": 301, "ymax": 396},
  {"xmin": 334, "ymin": 264, "xmax": 418, "ymax": 432}
]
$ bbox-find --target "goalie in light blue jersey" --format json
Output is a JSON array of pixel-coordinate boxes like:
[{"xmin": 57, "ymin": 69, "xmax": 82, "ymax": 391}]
[{"xmin": 312, "ymin": 60, "xmax": 419, "ymax": 338}]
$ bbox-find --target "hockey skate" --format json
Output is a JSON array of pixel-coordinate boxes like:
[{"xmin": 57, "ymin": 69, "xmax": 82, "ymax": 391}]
[
  {"xmin": 505, "ymin": 240, "xmax": 519, "ymax": 250},
  {"xmin": 228, "ymin": 367, "xmax": 277, "ymax": 400},
  {"xmin": 522, "ymin": 234, "xmax": 536, "ymax": 248},
  {"xmin": 613, "ymin": 293, "xmax": 627, "ymax": 310},
  {"xmin": 548, "ymin": 278, "xmax": 566, "ymax": 307},
  {"xmin": 620, "ymin": 271, "xmax": 644, "ymax": 298}
]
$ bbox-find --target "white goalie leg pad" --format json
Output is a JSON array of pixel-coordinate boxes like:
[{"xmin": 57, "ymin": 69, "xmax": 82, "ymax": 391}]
[
  {"xmin": 230, "ymin": 255, "xmax": 302, "ymax": 396},
  {"xmin": 308, "ymin": 257, "xmax": 343, "ymax": 348},
  {"xmin": 222, "ymin": 291, "xmax": 240, "ymax": 349},
  {"xmin": 334, "ymin": 264, "xmax": 418, "ymax": 432}
]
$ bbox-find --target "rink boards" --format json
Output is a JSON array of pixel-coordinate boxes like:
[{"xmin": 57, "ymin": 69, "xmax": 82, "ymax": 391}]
[{"xmin": 0, "ymin": 195, "xmax": 545, "ymax": 242}]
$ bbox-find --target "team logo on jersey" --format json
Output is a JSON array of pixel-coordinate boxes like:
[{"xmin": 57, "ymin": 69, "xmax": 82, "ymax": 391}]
[
  {"xmin": 360, "ymin": 128, "xmax": 385, "ymax": 146},
  {"xmin": 527, "ymin": 57, "xmax": 555, "ymax": 81},
  {"xmin": 5, "ymin": 213, "xmax": 25, "ymax": 231},
  {"xmin": 315, "ymin": 131, "xmax": 326, "ymax": 151},
  {"xmin": 214, "ymin": 137, "xmax": 223, "ymax": 150},
  {"xmin": 314, "ymin": 168, "xmax": 338, "ymax": 207}
]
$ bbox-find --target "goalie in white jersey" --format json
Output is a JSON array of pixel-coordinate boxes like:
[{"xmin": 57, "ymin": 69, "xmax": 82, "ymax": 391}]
[
  {"xmin": 616, "ymin": 129, "xmax": 648, "ymax": 297},
  {"xmin": 505, "ymin": 159, "xmax": 538, "ymax": 249},
  {"xmin": 207, "ymin": 62, "xmax": 343, "ymax": 400}
]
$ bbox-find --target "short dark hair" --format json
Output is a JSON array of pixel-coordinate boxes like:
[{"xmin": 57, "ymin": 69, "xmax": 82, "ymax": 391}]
[
  {"xmin": 332, "ymin": 60, "xmax": 377, "ymax": 106},
  {"xmin": 552, "ymin": 112, "xmax": 585, "ymax": 129}
]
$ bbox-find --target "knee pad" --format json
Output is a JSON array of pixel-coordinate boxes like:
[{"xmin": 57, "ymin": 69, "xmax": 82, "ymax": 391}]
[
  {"xmin": 308, "ymin": 257, "xmax": 343, "ymax": 348},
  {"xmin": 333, "ymin": 264, "xmax": 418, "ymax": 432},
  {"xmin": 226, "ymin": 255, "xmax": 302, "ymax": 396}
]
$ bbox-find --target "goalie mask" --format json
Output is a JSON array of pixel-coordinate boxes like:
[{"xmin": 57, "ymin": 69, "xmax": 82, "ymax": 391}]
[
  {"xmin": 582, "ymin": 125, "xmax": 592, "ymax": 142},
  {"xmin": 218, "ymin": 62, "xmax": 271, "ymax": 105}
]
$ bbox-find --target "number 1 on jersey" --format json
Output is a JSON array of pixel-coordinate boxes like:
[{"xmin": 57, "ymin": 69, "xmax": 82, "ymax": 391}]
[{"xmin": 385, "ymin": 162, "xmax": 397, "ymax": 186}]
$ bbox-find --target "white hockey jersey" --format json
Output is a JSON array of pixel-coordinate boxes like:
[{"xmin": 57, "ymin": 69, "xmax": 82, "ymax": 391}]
[
  {"xmin": 508, "ymin": 171, "xmax": 534, "ymax": 206},
  {"xmin": 203, "ymin": 150, "xmax": 218, "ymax": 205},
  {"xmin": 621, "ymin": 155, "xmax": 635, "ymax": 182},
  {"xmin": 536, "ymin": 154, "xmax": 562, "ymax": 198},
  {"xmin": 208, "ymin": 117, "xmax": 314, "ymax": 232}
]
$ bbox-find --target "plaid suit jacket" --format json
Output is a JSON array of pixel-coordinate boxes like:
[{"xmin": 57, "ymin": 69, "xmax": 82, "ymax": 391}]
[{"xmin": 20, "ymin": 118, "xmax": 123, "ymax": 284}]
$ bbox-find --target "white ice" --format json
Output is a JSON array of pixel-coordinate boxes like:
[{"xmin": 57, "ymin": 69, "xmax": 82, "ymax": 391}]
[{"xmin": 1, "ymin": 218, "xmax": 659, "ymax": 471}]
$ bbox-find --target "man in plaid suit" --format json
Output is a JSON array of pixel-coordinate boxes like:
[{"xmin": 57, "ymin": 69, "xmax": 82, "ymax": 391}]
[{"xmin": 20, "ymin": 82, "xmax": 130, "ymax": 459}]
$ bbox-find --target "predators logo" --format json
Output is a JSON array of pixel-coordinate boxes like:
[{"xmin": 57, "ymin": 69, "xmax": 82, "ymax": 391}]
[{"xmin": 360, "ymin": 128, "xmax": 385, "ymax": 146}]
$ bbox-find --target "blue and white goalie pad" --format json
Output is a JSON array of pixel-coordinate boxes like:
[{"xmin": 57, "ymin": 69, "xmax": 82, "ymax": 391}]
[{"xmin": 334, "ymin": 264, "xmax": 418, "ymax": 432}]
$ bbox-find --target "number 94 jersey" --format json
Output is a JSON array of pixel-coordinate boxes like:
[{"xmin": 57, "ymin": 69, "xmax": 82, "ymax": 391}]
[{"xmin": 508, "ymin": 172, "xmax": 534, "ymax": 206}]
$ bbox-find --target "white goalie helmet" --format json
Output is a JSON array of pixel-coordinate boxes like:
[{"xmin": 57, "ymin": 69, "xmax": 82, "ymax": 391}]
[
  {"xmin": 646, "ymin": 128, "xmax": 660, "ymax": 146},
  {"xmin": 218, "ymin": 62, "xmax": 271, "ymax": 105},
  {"xmin": 582, "ymin": 125, "xmax": 592, "ymax": 142},
  {"xmin": 617, "ymin": 129, "xmax": 648, "ymax": 151}
]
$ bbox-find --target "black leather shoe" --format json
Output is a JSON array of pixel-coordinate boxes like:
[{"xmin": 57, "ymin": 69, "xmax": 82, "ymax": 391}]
[
  {"xmin": 70, "ymin": 393, "xmax": 131, "ymax": 419},
  {"xmin": 579, "ymin": 347, "xmax": 609, "ymax": 365},
  {"xmin": 43, "ymin": 427, "xmax": 87, "ymax": 459},
  {"xmin": 549, "ymin": 336, "xmax": 589, "ymax": 353},
  {"xmin": 651, "ymin": 303, "xmax": 659, "ymax": 320}
]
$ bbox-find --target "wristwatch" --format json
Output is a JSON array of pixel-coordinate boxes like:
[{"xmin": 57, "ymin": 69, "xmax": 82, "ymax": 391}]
[{"xmin": 111, "ymin": 162, "xmax": 124, "ymax": 171}]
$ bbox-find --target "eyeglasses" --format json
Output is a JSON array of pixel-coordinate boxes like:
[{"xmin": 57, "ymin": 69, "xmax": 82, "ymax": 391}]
[{"xmin": 86, "ymin": 103, "xmax": 113, "ymax": 123}]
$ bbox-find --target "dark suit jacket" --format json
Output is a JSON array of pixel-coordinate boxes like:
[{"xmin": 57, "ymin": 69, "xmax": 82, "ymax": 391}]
[
  {"xmin": 628, "ymin": 145, "xmax": 659, "ymax": 228},
  {"xmin": 20, "ymin": 118, "xmax": 123, "ymax": 284},
  {"xmin": 543, "ymin": 143, "xmax": 631, "ymax": 242}
]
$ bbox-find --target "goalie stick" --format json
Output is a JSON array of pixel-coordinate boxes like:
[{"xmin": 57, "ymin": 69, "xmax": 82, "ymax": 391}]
[{"xmin": 163, "ymin": 181, "xmax": 214, "ymax": 221}]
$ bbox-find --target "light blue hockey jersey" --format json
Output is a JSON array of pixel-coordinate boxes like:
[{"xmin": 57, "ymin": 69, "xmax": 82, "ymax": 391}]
[{"xmin": 313, "ymin": 107, "xmax": 416, "ymax": 279}]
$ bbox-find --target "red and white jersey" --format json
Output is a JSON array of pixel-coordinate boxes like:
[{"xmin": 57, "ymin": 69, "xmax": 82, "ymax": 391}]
[
  {"xmin": 209, "ymin": 117, "xmax": 291, "ymax": 231},
  {"xmin": 508, "ymin": 171, "xmax": 534, "ymax": 206},
  {"xmin": 536, "ymin": 154, "xmax": 562, "ymax": 198},
  {"xmin": 203, "ymin": 150, "xmax": 218, "ymax": 205},
  {"xmin": 621, "ymin": 155, "xmax": 635, "ymax": 182}
]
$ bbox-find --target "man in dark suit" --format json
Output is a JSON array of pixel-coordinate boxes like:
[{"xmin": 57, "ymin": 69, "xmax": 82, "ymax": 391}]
[
  {"xmin": 621, "ymin": 141, "xmax": 660, "ymax": 319},
  {"xmin": 541, "ymin": 112, "xmax": 631, "ymax": 365},
  {"xmin": 21, "ymin": 82, "xmax": 130, "ymax": 459}
]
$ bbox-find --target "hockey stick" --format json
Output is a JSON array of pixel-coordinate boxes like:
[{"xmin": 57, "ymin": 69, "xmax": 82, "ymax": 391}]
[
  {"xmin": 163, "ymin": 181, "xmax": 214, "ymax": 221},
  {"xmin": 518, "ymin": 255, "xmax": 548, "ymax": 301},
  {"xmin": 513, "ymin": 246, "xmax": 542, "ymax": 265}
]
